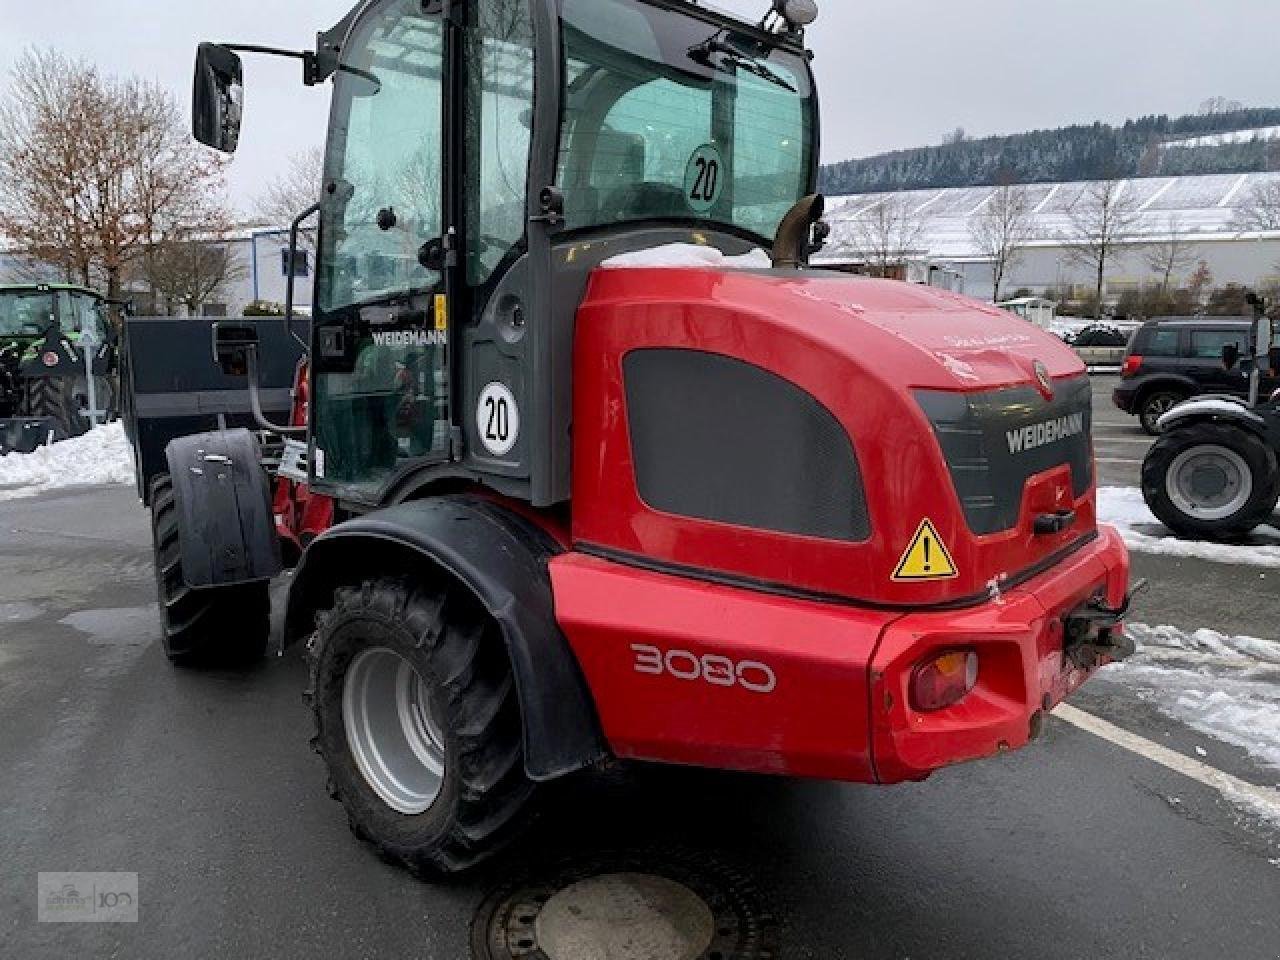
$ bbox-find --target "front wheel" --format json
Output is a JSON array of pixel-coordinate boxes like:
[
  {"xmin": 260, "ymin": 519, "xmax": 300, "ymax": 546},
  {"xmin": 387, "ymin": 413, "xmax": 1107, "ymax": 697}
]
[
  {"xmin": 150, "ymin": 474, "xmax": 271, "ymax": 665},
  {"xmin": 307, "ymin": 577, "xmax": 535, "ymax": 877},
  {"xmin": 1142, "ymin": 422, "xmax": 1280, "ymax": 541}
]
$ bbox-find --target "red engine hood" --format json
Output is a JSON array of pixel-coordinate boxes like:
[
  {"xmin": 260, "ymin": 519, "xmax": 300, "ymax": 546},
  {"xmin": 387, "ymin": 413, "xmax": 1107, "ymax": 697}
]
[
  {"xmin": 574, "ymin": 266, "xmax": 1099, "ymax": 609},
  {"xmin": 733, "ymin": 271, "xmax": 1085, "ymax": 390}
]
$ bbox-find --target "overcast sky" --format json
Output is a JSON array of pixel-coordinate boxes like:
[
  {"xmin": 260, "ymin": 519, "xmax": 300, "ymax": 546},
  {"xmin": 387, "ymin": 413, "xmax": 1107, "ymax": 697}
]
[{"xmin": 1, "ymin": 0, "xmax": 1277, "ymax": 214}]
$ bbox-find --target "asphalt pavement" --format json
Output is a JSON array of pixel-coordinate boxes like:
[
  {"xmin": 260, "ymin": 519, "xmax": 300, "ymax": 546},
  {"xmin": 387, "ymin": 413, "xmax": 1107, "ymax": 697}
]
[{"xmin": 1, "ymin": 378, "xmax": 1278, "ymax": 960}]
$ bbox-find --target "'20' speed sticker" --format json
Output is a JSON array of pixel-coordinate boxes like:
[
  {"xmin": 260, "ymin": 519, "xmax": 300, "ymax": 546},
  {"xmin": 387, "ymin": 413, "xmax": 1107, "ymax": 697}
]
[
  {"xmin": 476, "ymin": 382, "xmax": 519, "ymax": 457},
  {"xmin": 684, "ymin": 143, "xmax": 724, "ymax": 214}
]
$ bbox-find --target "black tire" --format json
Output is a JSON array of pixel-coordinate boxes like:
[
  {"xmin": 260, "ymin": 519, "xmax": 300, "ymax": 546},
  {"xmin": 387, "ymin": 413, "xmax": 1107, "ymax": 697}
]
[
  {"xmin": 1141, "ymin": 422, "xmax": 1280, "ymax": 541},
  {"xmin": 23, "ymin": 376, "xmax": 87, "ymax": 438},
  {"xmin": 149, "ymin": 474, "xmax": 271, "ymax": 665},
  {"xmin": 307, "ymin": 577, "xmax": 535, "ymax": 877},
  {"xmin": 1138, "ymin": 389, "xmax": 1186, "ymax": 435}
]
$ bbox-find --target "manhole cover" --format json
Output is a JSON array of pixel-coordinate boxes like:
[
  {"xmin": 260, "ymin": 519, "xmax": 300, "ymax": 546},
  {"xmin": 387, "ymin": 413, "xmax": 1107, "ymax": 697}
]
[{"xmin": 472, "ymin": 851, "xmax": 776, "ymax": 960}]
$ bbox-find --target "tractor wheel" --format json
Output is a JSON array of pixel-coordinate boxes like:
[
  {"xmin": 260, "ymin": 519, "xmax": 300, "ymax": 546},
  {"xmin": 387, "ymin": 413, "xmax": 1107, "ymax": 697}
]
[
  {"xmin": 1142, "ymin": 422, "xmax": 1280, "ymax": 541},
  {"xmin": 22, "ymin": 374, "xmax": 114, "ymax": 437},
  {"xmin": 1138, "ymin": 389, "xmax": 1186, "ymax": 435},
  {"xmin": 149, "ymin": 474, "xmax": 271, "ymax": 666},
  {"xmin": 24, "ymin": 377, "xmax": 86, "ymax": 438},
  {"xmin": 307, "ymin": 577, "xmax": 535, "ymax": 877}
]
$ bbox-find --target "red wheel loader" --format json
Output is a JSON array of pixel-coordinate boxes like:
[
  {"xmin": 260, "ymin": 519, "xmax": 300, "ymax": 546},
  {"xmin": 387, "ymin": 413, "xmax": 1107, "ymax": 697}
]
[{"xmin": 134, "ymin": 0, "xmax": 1135, "ymax": 875}]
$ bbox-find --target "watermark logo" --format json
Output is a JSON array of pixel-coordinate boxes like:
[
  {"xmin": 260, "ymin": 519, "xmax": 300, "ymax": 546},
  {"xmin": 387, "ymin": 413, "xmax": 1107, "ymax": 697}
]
[{"xmin": 38, "ymin": 872, "xmax": 138, "ymax": 923}]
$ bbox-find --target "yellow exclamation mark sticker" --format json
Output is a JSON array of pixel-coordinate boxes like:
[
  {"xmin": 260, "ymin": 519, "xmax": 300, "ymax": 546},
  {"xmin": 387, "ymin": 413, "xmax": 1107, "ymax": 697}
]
[{"xmin": 892, "ymin": 519, "xmax": 959, "ymax": 582}]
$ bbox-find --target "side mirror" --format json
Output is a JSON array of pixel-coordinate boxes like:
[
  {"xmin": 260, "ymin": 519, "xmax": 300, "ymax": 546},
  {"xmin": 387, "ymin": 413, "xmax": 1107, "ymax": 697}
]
[
  {"xmin": 1222, "ymin": 343, "xmax": 1241, "ymax": 370},
  {"xmin": 193, "ymin": 43, "xmax": 244, "ymax": 153},
  {"xmin": 213, "ymin": 322, "xmax": 259, "ymax": 377}
]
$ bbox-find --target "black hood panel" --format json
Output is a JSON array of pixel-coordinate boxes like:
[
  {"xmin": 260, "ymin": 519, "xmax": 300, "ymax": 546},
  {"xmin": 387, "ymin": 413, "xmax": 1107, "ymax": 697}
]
[{"xmin": 916, "ymin": 376, "xmax": 1094, "ymax": 535}]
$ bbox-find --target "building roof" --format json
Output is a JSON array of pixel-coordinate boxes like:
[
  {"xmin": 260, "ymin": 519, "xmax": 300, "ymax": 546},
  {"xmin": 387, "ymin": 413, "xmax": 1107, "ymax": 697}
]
[{"xmin": 819, "ymin": 171, "xmax": 1280, "ymax": 263}]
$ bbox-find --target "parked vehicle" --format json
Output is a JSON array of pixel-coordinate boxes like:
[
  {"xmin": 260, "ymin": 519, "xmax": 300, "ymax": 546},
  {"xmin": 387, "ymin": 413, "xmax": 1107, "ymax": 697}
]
[
  {"xmin": 0, "ymin": 284, "xmax": 118, "ymax": 454},
  {"xmin": 1143, "ymin": 296, "xmax": 1280, "ymax": 540},
  {"xmin": 1072, "ymin": 323, "xmax": 1129, "ymax": 348},
  {"xmin": 126, "ymin": 0, "xmax": 1135, "ymax": 878},
  {"xmin": 1113, "ymin": 316, "xmax": 1280, "ymax": 434}
]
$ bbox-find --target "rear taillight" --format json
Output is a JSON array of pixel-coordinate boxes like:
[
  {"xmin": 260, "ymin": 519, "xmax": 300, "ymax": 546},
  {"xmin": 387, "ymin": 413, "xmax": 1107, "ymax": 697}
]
[
  {"xmin": 1121, "ymin": 355, "xmax": 1142, "ymax": 377},
  {"xmin": 911, "ymin": 650, "xmax": 979, "ymax": 712}
]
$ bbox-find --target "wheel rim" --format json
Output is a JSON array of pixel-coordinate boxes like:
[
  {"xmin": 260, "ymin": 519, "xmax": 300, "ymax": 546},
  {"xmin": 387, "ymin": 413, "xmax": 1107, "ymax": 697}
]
[
  {"xmin": 1145, "ymin": 394, "xmax": 1178, "ymax": 428},
  {"xmin": 342, "ymin": 647, "xmax": 446, "ymax": 815},
  {"xmin": 1165, "ymin": 444, "xmax": 1254, "ymax": 521}
]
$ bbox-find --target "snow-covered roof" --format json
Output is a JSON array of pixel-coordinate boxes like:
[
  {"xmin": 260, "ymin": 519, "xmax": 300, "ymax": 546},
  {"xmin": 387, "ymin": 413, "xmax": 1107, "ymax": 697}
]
[{"xmin": 819, "ymin": 171, "xmax": 1280, "ymax": 263}]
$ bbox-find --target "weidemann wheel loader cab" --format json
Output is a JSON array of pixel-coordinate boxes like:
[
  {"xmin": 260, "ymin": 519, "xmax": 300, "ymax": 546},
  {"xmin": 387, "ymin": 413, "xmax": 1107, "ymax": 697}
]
[{"xmin": 171, "ymin": 0, "xmax": 1135, "ymax": 875}]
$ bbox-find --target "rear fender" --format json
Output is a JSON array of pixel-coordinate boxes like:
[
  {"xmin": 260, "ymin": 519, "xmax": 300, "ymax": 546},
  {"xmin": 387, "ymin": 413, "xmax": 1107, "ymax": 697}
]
[
  {"xmin": 163, "ymin": 428, "xmax": 282, "ymax": 587},
  {"xmin": 284, "ymin": 496, "xmax": 609, "ymax": 782}
]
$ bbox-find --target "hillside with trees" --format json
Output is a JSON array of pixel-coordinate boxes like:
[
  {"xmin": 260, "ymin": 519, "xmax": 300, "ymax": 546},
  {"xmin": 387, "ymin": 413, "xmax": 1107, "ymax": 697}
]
[{"xmin": 820, "ymin": 104, "xmax": 1280, "ymax": 196}]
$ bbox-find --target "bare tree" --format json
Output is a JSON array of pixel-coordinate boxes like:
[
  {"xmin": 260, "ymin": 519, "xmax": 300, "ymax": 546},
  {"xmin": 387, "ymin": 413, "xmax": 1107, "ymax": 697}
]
[
  {"xmin": 969, "ymin": 183, "xmax": 1034, "ymax": 302},
  {"xmin": 147, "ymin": 227, "xmax": 248, "ymax": 315},
  {"xmin": 254, "ymin": 147, "xmax": 324, "ymax": 243},
  {"xmin": 1199, "ymin": 96, "xmax": 1244, "ymax": 116},
  {"xmin": 0, "ymin": 49, "xmax": 227, "ymax": 303},
  {"xmin": 842, "ymin": 195, "xmax": 930, "ymax": 279},
  {"xmin": 1064, "ymin": 176, "xmax": 1139, "ymax": 317},
  {"xmin": 1233, "ymin": 179, "xmax": 1280, "ymax": 233},
  {"xmin": 1144, "ymin": 215, "xmax": 1199, "ymax": 293}
]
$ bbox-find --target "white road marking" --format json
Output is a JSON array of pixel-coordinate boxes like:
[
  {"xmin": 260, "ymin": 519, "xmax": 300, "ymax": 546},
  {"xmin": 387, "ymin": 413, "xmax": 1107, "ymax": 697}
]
[
  {"xmin": 1096, "ymin": 457, "xmax": 1143, "ymax": 465},
  {"xmin": 1055, "ymin": 703, "xmax": 1280, "ymax": 823}
]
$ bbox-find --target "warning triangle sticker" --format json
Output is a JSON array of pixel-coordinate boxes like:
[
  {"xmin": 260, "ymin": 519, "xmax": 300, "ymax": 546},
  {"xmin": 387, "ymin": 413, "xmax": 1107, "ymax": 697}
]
[{"xmin": 892, "ymin": 519, "xmax": 958, "ymax": 582}]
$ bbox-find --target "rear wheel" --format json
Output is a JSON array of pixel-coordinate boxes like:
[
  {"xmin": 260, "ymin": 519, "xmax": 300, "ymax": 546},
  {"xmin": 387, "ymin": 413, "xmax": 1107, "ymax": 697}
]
[
  {"xmin": 1139, "ymin": 389, "xmax": 1185, "ymax": 435},
  {"xmin": 307, "ymin": 577, "xmax": 535, "ymax": 877},
  {"xmin": 149, "ymin": 474, "xmax": 271, "ymax": 665},
  {"xmin": 1142, "ymin": 422, "xmax": 1280, "ymax": 541},
  {"xmin": 22, "ymin": 374, "xmax": 115, "ymax": 437}
]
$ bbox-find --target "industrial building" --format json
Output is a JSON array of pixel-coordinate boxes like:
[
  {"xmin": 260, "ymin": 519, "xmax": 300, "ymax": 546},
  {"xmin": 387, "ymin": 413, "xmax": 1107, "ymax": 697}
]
[{"xmin": 817, "ymin": 171, "xmax": 1280, "ymax": 303}]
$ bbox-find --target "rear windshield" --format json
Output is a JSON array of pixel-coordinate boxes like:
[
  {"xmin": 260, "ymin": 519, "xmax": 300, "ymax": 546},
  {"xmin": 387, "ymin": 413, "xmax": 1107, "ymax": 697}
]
[{"xmin": 557, "ymin": 0, "xmax": 816, "ymax": 242}]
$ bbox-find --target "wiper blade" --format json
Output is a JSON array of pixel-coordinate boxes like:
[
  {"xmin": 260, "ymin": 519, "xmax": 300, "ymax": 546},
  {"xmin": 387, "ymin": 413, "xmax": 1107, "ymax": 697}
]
[{"xmin": 688, "ymin": 37, "xmax": 796, "ymax": 92}]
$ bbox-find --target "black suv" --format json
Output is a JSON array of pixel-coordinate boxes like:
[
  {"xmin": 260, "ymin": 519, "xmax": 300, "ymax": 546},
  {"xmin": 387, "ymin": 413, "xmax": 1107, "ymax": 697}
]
[{"xmin": 1113, "ymin": 317, "xmax": 1280, "ymax": 434}]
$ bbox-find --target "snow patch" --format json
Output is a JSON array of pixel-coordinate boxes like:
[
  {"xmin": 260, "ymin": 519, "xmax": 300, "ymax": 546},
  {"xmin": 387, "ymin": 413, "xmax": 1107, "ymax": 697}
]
[
  {"xmin": 1097, "ymin": 486, "xmax": 1280, "ymax": 569},
  {"xmin": 0, "ymin": 422, "xmax": 135, "ymax": 500},
  {"xmin": 1109, "ymin": 623, "xmax": 1280, "ymax": 772},
  {"xmin": 600, "ymin": 243, "xmax": 773, "ymax": 271}
]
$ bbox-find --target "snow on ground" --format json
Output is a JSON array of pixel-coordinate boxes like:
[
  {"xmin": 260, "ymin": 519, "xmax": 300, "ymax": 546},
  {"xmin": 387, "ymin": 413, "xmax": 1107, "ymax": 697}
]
[
  {"xmin": 1098, "ymin": 486, "xmax": 1280, "ymax": 569},
  {"xmin": 1106, "ymin": 623, "xmax": 1280, "ymax": 776},
  {"xmin": 0, "ymin": 422, "xmax": 135, "ymax": 500}
]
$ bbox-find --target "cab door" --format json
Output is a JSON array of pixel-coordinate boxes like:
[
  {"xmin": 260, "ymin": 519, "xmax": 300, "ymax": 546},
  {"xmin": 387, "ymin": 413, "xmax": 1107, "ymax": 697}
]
[{"xmin": 309, "ymin": 0, "xmax": 456, "ymax": 501}]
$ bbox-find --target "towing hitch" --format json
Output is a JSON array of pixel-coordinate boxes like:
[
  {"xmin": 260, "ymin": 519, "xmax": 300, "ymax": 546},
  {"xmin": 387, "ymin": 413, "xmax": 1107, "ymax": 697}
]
[{"xmin": 1062, "ymin": 579, "xmax": 1148, "ymax": 669}]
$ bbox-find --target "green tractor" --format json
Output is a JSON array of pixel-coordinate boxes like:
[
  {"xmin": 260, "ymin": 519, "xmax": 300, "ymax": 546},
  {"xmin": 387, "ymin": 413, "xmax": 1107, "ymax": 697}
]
[{"xmin": 0, "ymin": 283, "xmax": 119, "ymax": 454}]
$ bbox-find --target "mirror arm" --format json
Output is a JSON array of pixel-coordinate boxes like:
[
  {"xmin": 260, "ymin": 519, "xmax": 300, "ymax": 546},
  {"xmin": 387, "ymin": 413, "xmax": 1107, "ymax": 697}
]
[
  {"xmin": 246, "ymin": 344, "xmax": 307, "ymax": 438},
  {"xmin": 285, "ymin": 202, "xmax": 321, "ymax": 352},
  {"xmin": 219, "ymin": 43, "xmax": 376, "ymax": 88}
]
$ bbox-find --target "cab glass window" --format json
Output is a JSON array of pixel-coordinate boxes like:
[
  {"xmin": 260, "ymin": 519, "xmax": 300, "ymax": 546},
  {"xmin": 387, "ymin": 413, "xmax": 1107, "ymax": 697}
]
[
  {"xmin": 557, "ymin": 0, "xmax": 815, "ymax": 242},
  {"xmin": 465, "ymin": 0, "xmax": 535, "ymax": 287},
  {"xmin": 318, "ymin": 0, "xmax": 444, "ymax": 313}
]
